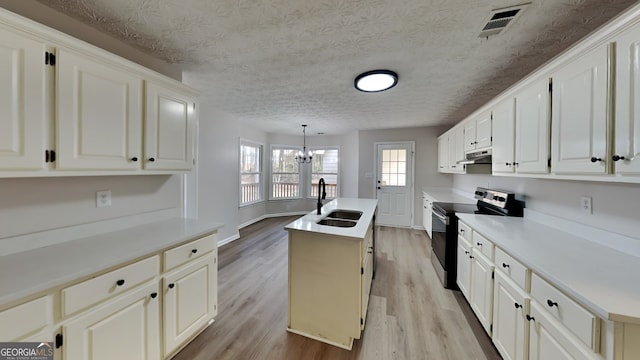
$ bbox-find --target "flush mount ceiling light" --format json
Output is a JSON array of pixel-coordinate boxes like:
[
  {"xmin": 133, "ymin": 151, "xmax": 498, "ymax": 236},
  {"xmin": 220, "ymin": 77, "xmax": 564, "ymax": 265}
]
[{"xmin": 354, "ymin": 70, "xmax": 398, "ymax": 92}]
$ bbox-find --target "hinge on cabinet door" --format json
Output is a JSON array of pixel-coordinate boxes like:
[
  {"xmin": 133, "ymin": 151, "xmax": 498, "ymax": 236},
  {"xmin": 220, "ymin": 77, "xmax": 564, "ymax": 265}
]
[
  {"xmin": 44, "ymin": 52, "xmax": 56, "ymax": 66},
  {"xmin": 548, "ymin": 80, "xmax": 552, "ymax": 93},
  {"xmin": 361, "ymin": 267, "xmax": 364, "ymax": 275},
  {"xmin": 490, "ymin": 324, "xmax": 493, "ymax": 332},
  {"xmin": 548, "ymin": 158, "xmax": 551, "ymax": 168},
  {"xmin": 55, "ymin": 333, "xmax": 63, "ymax": 348},
  {"xmin": 50, "ymin": 150, "xmax": 56, "ymax": 162},
  {"xmin": 360, "ymin": 318, "xmax": 363, "ymax": 325},
  {"xmin": 45, "ymin": 150, "xmax": 49, "ymax": 163},
  {"xmin": 491, "ymin": 271, "xmax": 494, "ymax": 280}
]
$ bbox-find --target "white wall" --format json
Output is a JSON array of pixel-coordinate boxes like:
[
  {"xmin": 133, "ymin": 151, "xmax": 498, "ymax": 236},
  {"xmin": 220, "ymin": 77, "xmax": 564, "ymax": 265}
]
[
  {"xmin": 453, "ymin": 174, "xmax": 640, "ymax": 240},
  {"xmin": 358, "ymin": 126, "xmax": 454, "ymax": 227},
  {"xmin": 342, "ymin": 131, "xmax": 359, "ymax": 197}
]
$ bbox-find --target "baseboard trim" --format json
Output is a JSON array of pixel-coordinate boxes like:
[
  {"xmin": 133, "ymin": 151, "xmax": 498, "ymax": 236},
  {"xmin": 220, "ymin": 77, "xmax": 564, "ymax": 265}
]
[{"xmin": 218, "ymin": 233, "xmax": 240, "ymax": 248}]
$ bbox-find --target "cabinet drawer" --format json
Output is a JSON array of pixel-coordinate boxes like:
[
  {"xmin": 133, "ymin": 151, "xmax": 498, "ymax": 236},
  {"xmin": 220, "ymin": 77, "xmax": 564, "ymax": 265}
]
[
  {"xmin": 0, "ymin": 295, "xmax": 52, "ymax": 341},
  {"xmin": 530, "ymin": 273, "xmax": 599, "ymax": 350},
  {"xmin": 62, "ymin": 256, "xmax": 159, "ymax": 317},
  {"xmin": 164, "ymin": 233, "xmax": 217, "ymax": 271},
  {"xmin": 472, "ymin": 231, "xmax": 494, "ymax": 261},
  {"xmin": 495, "ymin": 248, "xmax": 529, "ymax": 290},
  {"xmin": 458, "ymin": 221, "xmax": 472, "ymax": 242}
]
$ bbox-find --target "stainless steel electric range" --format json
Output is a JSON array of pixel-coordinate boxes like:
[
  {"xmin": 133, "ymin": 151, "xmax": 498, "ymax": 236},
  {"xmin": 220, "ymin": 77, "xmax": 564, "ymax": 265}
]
[{"xmin": 430, "ymin": 187, "xmax": 524, "ymax": 289}]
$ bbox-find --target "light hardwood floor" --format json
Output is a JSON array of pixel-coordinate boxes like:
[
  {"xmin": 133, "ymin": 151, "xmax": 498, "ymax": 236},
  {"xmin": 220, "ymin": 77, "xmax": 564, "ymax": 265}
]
[{"xmin": 173, "ymin": 217, "xmax": 502, "ymax": 360}]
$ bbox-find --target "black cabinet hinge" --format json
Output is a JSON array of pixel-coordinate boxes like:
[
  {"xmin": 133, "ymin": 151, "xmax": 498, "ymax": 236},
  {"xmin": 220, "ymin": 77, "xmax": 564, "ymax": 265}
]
[
  {"xmin": 45, "ymin": 52, "xmax": 56, "ymax": 66},
  {"xmin": 361, "ymin": 267, "xmax": 364, "ymax": 275},
  {"xmin": 45, "ymin": 149, "xmax": 56, "ymax": 163},
  {"xmin": 55, "ymin": 333, "xmax": 63, "ymax": 348},
  {"xmin": 548, "ymin": 158, "xmax": 551, "ymax": 168},
  {"xmin": 360, "ymin": 317, "xmax": 363, "ymax": 325},
  {"xmin": 490, "ymin": 324, "xmax": 493, "ymax": 332},
  {"xmin": 492, "ymin": 271, "xmax": 494, "ymax": 280}
]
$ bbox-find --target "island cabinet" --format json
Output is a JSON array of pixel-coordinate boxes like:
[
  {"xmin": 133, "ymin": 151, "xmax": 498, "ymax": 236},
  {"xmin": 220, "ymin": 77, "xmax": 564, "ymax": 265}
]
[{"xmin": 286, "ymin": 198, "xmax": 377, "ymax": 350}]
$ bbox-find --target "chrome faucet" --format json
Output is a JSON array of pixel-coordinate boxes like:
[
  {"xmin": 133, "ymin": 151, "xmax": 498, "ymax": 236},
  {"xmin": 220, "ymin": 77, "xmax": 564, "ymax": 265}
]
[{"xmin": 317, "ymin": 178, "xmax": 326, "ymax": 215}]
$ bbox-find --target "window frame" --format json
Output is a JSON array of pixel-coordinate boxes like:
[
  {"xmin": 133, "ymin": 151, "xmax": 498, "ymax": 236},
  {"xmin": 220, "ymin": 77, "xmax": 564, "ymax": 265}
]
[
  {"xmin": 269, "ymin": 144, "xmax": 303, "ymax": 200},
  {"xmin": 239, "ymin": 139, "xmax": 264, "ymax": 207},
  {"xmin": 307, "ymin": 146, "xmax": 340, "ymax": 200}
]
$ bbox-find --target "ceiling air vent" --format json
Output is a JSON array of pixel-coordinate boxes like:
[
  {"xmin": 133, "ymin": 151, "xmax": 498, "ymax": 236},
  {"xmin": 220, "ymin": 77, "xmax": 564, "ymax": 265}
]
[{"xmin": 479, "ymin": 3, "xmax": 530, "ymax": 38}]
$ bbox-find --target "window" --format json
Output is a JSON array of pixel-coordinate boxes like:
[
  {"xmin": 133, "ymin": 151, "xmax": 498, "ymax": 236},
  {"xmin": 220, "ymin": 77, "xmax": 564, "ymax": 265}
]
[
  {"xmin": 271, "ymin": 146, "xmax": 300, "ymax": 199},
  {"xmin": 239, "ymin": 141, "xmax": 263, "ymax": 206},
  {"xmin": 310, "ymin": 148, "xmax": 339, "ymax": 198},
  {"xmin": 380, "ymin": 148, "xmax": 406, "ymax": 186}
]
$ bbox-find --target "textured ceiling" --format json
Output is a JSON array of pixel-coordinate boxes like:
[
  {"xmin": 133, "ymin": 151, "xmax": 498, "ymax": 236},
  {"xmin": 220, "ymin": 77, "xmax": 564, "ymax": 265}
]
[{"xmin": 37, "ymin": 0, "xmax": 637, "ymax": 135}]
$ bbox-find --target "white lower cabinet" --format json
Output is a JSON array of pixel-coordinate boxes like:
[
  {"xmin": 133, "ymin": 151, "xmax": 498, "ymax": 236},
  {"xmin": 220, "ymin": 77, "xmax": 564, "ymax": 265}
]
[
  {"xmin": 493, "ymin": 270, "xmax": 529, "ymax": 360},
  {"xmin": 469, "ymin": 251, "xmax": 494, "ymax": 334},
  {"xmin": 422, "ymin": 192, "xmax": 434, "ymax": 237},
  {"xmin": 456, "ymin": 237, "xmax": 472, "ymax": 300},
  {"xmin": 63, "ymin": 281, "xmax": 161, "ymax": 360},
  {"xmin": 163, "ymin": 251, "xmax": 217, "ymax": 357},
  {"xmin": 0, "ymin": 295, "xmax": 53, "ymax": 341},
  {"xmin": 528, "ymin": 301, "xmax": 599, "ymax": 360}
]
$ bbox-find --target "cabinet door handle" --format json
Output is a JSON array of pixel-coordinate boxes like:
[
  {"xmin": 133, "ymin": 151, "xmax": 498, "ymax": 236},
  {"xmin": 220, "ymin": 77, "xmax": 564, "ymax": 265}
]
[
  {"xmin": 526, "ymin": 314, "xmax": 535, "ymax": 322},
  {"xmin": 514, "ymin": 302, "xmax": 522, "ymax": 309},
  {"xmin": 505, "ymin": 162, "xmax": 511, "ymax": 166},
  {"xmin": 116, "ymin": 279, "xmax": 125, "ymax": 286},
  {"xmin": 131, "ymin": 157, "xmax": 138, "ymax": 162},
  {"xmin": 460, "ymin": 229, "xmax": 465, "ymax": 233},
  {"xmin": 469, "ymin": 255, "xmax": 474, "ymax": 259},
  {"xmin": 513, "ymin": 162, "xmax": 519, "ymax": 166},
  {"xmin": 168, "ymin": 283, "xmax": 175, "ymax": 289},
  {"xmin": 547, "ymin": 299, "xmax": 558, "ymax": 307},
  {"xmin": 191, "ymin": 249, "xmax": 198, "ymax": 254},
  {"xmin": 150, "ymin": 292, "xmax": 158, "ymax": 299},
  {"xmin": 464, "ymin": 251, "xmax": 469, "ymax": 255},
  {"xmin": 612, "ymin": 155, "xmax": 626, "ymax": 162},
  {"xmin": 149, "ymin": 157, "xmax": 156, "ymax": 162},
  {"xmin": 590, "ymin": 157, "xmax": 603, "ymax": 163},
  {"xmin": 476, "ymin": 242, "xmax": 482, "ymax": 247},
  {"xmin": 502, "ymin": 263, "xmax": 509, "ymax": 268}
]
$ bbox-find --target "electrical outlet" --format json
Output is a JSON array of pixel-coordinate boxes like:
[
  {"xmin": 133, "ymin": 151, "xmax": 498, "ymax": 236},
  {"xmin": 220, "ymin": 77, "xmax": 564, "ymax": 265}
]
[
  {"xmin": 96, "ymin": 190, "xmax": 111, "ymax": 208},
  {"xmin": 581, "ymin": 196, "xmax": 592, "ymax": 214}
]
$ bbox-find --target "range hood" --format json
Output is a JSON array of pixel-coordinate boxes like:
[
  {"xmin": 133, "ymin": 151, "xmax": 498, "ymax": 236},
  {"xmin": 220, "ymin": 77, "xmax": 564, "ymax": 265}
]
[{"xmin": 457, "ymin": 149, "xmax": 492, "ymax": 165}]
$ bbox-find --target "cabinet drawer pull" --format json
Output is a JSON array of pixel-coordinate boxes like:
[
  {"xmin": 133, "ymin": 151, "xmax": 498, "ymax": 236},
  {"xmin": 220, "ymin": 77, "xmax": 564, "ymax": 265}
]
[
  {"xmin": 191, "ymin": 249, "xmax": 198, "ymax": 254},
  {"xmin": 590, "ymin": 156, "xmax": 603, "ymax": 163},
  {"xmin": 502, "ymin": 263, "xmax": 509, "ymax": 268},
  {"xmin": 526, "ymin": 314, "xmax": 535, "ymax": 322},
  {"xmin": 131, "ymin": 157, "xmax": 138, "ymax": 162},
  {"xmin": 116, "ymin": 279, "xmax": 125, "ymax": 286},
  {"xmin": 547, "ymin": 299, "xmax": 558, "ymax": 307},
  {"xmin": 476, "ymin": 242, "xmax": 482, "ymax": 246},
  {"xmin": 469, "ymin": 255, "xmax": 474, "ymax": 259},
  {"xmin": 168, "ymin": 283, "xmax": 175, "ymax": 289},
  {"xmin": 505, "ymin": 162, "xmax": 511, "ymax": 166},
  {"xmin": 514, "ymin": 302, "xmax": 522, "ymax": 309},
  {"xmin": 460, "ymin": 229, "xmax": 465, "ymax": 233},
  {"xmin": 464, "ymin": 251, "xmax": 470, "ymax": 255},
  {"xmin": 612, "ymin": 155, "xmax": 626, "ymax": 162},
  {"xmin": 150, "ymin": 292, "xmax": 158, "ymax": 299},
  {"xmin": 149, "ymin": 157, "xmax": 156, "ymax": 162}
]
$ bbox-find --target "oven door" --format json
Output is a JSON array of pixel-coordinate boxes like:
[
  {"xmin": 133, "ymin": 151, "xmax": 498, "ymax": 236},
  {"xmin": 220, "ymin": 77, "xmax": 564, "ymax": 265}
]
[{"xmin": 431, "ymin": 209, "xmax": 448, "ymax": 269}]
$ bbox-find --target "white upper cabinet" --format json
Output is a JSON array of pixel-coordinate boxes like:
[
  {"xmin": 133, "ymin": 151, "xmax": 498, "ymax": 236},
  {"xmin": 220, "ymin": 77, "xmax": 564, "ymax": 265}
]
[
  {"xmin": 56, "ymin": 48, "xmax": 143, "ymax": 170},
  {"xmin": 0, "ymin": 25, "xmax": 50, "ymax": 170},
  {"xmin": 515, "ymin": 78, "xmax": 551, "ymax": 174},
  {"xmin": 145, "ymin": 81, "xmax": 196, "ymax": 171},
  {"xmin": 465, "ymin": 111, "xmax": 492, "ymax": 152},
  {"xmin": 551, "ymin": 44, "xmax": 609, "ymax": 174},
  {"xmin": 614, "ymin": 22, "xmax": 640, "ymax": 175},
  {"xmin": 492, "ymin": 98, "xmax": 516, "ymax": 174},
  {"xmin": 437, "ymin": 135, "xmax": 448, "ymax": 172}
]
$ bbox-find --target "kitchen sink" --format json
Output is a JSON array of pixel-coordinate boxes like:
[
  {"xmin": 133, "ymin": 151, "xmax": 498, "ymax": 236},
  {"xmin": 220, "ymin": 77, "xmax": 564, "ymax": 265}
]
[
  {"xmin": 316, "ymin": 218, "xmax": 357, "ymax": 228},
  {"xmin": 326, "ymin": 210, "xmax": 363, "ymax": 221}
]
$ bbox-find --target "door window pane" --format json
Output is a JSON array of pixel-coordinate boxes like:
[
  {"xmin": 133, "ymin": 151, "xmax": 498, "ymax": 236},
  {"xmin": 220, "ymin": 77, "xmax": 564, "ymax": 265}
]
[{"xmin": 380, "ymin": 148, "xmax": 406, "ymax": 186}]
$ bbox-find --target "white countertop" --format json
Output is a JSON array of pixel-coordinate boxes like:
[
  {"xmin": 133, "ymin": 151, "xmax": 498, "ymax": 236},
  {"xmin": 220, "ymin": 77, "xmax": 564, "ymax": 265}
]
[
  {"xmin": 456, "ymin": 213, "xmax": 640, "ymax": 324},
  {"xmin": 0, "ymin": 218, "xmax": 223, "ymax": 308},
  {"xmin": 422, "ymin": 187, "xmax": 476, "ymax": 204},
  {"xmin": 284, "ymin": 198, "xmax": 378, "ymax": 239}
]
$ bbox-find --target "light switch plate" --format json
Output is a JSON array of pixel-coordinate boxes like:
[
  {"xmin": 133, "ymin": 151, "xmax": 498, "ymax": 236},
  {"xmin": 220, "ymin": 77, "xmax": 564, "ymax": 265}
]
[
  {"xmin": 581, "ymin": 196, "xmax": 592, "ymax": 214},
  {"xmin": 96, "ymin": 190, "xmax": 111, "ymax": 207}
]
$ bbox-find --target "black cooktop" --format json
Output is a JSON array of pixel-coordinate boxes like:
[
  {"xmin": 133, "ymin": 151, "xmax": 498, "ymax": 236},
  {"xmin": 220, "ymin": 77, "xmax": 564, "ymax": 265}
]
[{"xmin": 432, "ymin": 202, "xmax": 478, "ymax": 215}]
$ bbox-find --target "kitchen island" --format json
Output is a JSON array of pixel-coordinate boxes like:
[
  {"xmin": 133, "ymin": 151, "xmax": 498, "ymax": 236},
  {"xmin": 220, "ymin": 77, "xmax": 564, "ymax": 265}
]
[{"xmin": 285, "ymin": 198, "xmax": 378, "ymax": 350}]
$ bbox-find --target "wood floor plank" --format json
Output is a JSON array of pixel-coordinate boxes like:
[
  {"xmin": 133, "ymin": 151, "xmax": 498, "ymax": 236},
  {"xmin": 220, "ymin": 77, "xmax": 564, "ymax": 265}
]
[{"xmin": 173, "ymin": 216, "xmax": 502, "ymax": 360}]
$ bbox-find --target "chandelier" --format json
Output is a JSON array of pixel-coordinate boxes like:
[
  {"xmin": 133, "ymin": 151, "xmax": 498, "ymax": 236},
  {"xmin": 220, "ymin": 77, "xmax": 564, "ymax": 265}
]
[{"xmin": 295, "ymin": 125, "xmax": 313, "ymax": 164}]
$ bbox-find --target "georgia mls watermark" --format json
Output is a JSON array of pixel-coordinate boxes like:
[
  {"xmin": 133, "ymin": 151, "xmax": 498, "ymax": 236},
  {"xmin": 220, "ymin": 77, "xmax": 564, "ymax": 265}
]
[{"xmin": 0, "ymin": 342, "xmax": 53, "ymax": 360}]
